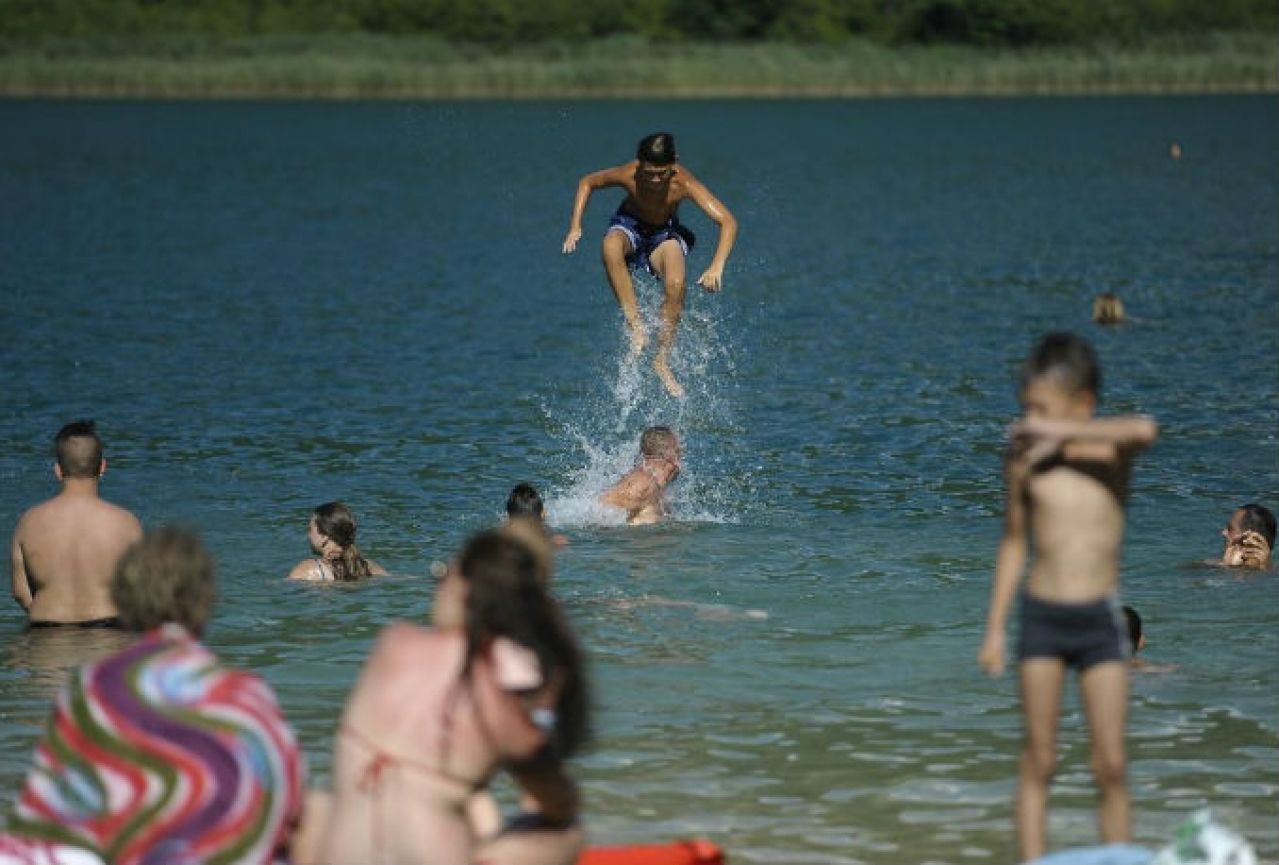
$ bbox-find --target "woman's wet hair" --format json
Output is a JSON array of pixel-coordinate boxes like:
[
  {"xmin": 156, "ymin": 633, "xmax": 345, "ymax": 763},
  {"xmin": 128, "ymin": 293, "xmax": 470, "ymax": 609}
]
[
  {"xmin": 112, "ymin": 526, "xmax": 216, "ymax": 635},
  {"xmin": 54, "ymin": 419, "xmax": 103, "ymax": 479},
  {"xmin": 637, "ymin": 132, "xmax": 677, "ymax": 166},
  {"xmin": 1237, "ymin": 503, "xmax": 1276, "ymax": 547},
  {"xmin": 458, "ymin": 530, "xmax": 589, "ymax": 758},
  {"xmin": 506, "ymin": 483, "xmax": 545, "ymax": 518},
  {"xmin": 314, "ymin": 502, "xmax": 374, "ymax": 582},
  {"xmin": 1020, "ymin": 331, "xmax": 1101, "ymax": 397}
]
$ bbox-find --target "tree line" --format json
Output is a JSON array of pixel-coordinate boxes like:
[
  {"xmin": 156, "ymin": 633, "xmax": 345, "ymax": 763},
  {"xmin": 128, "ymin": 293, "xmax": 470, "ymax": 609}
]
[{"xmin": 3, "ymin": 0, "xmax": 1274, "ymax": 47}]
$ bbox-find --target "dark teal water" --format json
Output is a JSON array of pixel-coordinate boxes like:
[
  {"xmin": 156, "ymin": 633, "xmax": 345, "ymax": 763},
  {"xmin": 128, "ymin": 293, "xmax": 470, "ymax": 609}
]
[{"xmin": 1, "ymin": 97, "xmax": 1276, "ymax": 863}]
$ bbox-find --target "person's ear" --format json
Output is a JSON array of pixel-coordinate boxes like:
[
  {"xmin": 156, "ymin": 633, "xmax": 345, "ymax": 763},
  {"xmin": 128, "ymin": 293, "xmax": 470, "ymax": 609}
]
[
  {"xmin": 98, "ymin": 458, "xmax": 107, "ymax": 478},
  {"xmin": 1138, "ymin": 635, "xmax": 1147, "ymax": 651}
]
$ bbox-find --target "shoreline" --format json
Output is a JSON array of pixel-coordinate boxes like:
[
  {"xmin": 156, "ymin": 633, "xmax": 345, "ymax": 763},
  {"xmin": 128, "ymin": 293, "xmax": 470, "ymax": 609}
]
[{"xmin": 1, "ymin": 33, "xmax": 1275, "ymax": 99}]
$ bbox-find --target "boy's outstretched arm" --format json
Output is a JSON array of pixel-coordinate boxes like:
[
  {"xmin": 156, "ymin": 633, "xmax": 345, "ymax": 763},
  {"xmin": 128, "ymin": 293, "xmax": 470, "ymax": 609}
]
[
  {"xmin": 562, "ymin": 164, "xmax": 630, "ymax": 254},
  {"xmin": 684, "ymin": 175, "xmax": 737, "ymax": 292},
  {"xmin": 979, "ymin": 449, "xmax": 1030, "ymax": 677},
  {"xmin": 1016, "ymin": 415, "xmax": 1159, "ymax": 463}
]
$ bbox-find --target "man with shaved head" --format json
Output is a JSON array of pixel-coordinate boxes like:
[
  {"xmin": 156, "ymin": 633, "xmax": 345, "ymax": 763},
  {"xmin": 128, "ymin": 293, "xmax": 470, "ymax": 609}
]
[{"xmin": 11, "ymin": 421, "xmax": 142, "ymax": 627}]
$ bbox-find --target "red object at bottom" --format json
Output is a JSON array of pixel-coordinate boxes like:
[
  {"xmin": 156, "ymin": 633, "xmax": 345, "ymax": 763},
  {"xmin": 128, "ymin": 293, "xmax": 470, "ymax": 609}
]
[{"xmin": 577, "ymin": 839, "xmax": 725, "ymax": 865}]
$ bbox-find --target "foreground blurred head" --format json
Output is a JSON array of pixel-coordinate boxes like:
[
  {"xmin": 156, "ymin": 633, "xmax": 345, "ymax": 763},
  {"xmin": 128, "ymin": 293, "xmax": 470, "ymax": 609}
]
[{"xmin": 112, "ymin": 526, "xmax": 216, "ymax": 635}]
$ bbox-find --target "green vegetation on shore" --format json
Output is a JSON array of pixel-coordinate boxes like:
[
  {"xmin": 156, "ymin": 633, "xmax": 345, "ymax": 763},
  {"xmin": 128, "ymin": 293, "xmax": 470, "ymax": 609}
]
[{"xmin": 1, "ymin": 31, "xmax": 1275, "ymax": 98}]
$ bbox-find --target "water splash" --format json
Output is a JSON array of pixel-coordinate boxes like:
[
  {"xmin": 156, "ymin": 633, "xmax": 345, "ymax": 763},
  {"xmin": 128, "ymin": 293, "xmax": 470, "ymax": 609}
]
[{"xmin": 545, "ymin": 271, "xmax": 745, "ymax": 528}]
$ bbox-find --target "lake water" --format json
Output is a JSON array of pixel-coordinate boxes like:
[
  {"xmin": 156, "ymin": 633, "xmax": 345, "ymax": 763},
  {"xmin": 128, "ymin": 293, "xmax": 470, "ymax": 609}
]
[{"xmin": 0, "ymin": 96, "xmax": 1276, "ymax": 863}]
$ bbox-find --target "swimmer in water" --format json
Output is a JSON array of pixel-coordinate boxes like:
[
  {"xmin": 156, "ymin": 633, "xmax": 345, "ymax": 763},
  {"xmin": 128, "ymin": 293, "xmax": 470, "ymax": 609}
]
[
  {"xmin": 599, "ymin": 426, "xmax": 682, "ymax": 525},
  {"xmin": 1092, "ymin": 293, "xmax": 1125, "ymax": 326},
  {"xmin": 1218, "ymin": 503, "xmax": 1274, "ymax": 570},
  {"xmin": 505, "ymin": 483, "xmax": 569, "ymax": 548},
  {"xmin": 562, "ymin": 132, "xmax": 738, "ymax": 398},
  {"xmin": 287, "ymin": 502, "xmax": 387, "ymax": 582}
]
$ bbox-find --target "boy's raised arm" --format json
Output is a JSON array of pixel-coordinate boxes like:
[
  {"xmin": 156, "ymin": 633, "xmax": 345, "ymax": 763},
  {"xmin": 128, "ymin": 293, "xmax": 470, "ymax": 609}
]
[
  {"xmin": 1018, "ymin": 415, "xmax": 1159, "ymax": 463},
  {"xmin": 562, "ymin": 164, "xmax": 631, "ymax": 254}
]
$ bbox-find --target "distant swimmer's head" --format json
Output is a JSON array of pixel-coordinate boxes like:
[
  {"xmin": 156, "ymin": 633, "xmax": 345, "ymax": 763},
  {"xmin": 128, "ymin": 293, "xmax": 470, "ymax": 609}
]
[
  {"xmin": 311, "ymin": 502, "xmax": 357, "ymax": 551},
  {"xmin": 1092, "ymin": 293, "xmax": 1126, "ymax": 326},
  {"xmin": 1222, "ymin": 503, "xmax": 1275, "ymax": 569},
  {"xmin": 54, "ymin": 419, "xmax": 104, "ymax": 480},
  {"xmin": 1019, "ymin": 332, "xmax": 1100, "ymax": 421},
  {"xmin": 310, "ymin": 502, "xmax": 374, "ymax": 581},
  {"xmin": 1122, "ymin": 604, "xmax": 1145, "ymax": 653},
  {"xmin": 506, "ymin": 483, "xmax": 546, "ymax": 521},
  {"xmin": 639, "ymin": 425, "xmax": 682, "ymax": 484},
  {"xmin": 112, "ymin": 526, "xmax": 216, "ymax": 636}
]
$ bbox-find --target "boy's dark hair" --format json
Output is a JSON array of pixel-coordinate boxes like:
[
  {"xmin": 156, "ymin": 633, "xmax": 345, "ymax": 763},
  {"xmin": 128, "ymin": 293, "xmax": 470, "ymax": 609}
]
[
  {"xmin": 637, "ymin": 132, "xmax": 677, "ymax": 166},
  {"xmin": 640, "ymin": 425, "xmax": 678, "ymax": 459},
  {"xmin": 1122, "ymin": 605, "xmax": 1142, "ymax": 651},
  {"xmin": 1237, "ymin": 503, "xmax": 1277, "ymax": 547},
  {"xmin": 1020, "ymin": 331, "xmax": 1101, "ymax": 397},
  {"xmin": 54, "ymin": 419, "xmax": 103, "ymax": 479},
  {"xmin": 506, "ymin": 483, "xmax": 545, "ymax": 519},
  {"xmin": 459, "ymin": 531, "xmax": 590, "ymax": 758}
]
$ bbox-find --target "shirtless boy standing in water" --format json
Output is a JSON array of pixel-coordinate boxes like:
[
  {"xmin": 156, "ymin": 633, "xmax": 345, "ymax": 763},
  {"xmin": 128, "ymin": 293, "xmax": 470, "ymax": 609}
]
[
  {"xmin": 11, "ymin": 420, "xmax": 143, "ymax": 627},
  {"xmin": 562, "ymin": 132, "xmax": 737, "ymax": 398},
  {"xmin": 978, "ymin": 333, "xmax": 1158, "ymax": 862},
  {"xmin": 600, "ymin": 426, "xmax": 682, "ymax": 525}
]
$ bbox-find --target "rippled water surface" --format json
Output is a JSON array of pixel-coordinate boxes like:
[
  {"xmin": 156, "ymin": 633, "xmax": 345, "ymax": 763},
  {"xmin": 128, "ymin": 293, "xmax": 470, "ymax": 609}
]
[{"xmin": 1, "ymin": 96, "xmax": 1276, "ymax": 863}]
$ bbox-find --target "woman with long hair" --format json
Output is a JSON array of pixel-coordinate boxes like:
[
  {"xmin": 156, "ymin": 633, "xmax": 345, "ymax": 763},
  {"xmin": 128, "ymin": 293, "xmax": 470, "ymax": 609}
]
[
  {"xmin": 300, "ymin": 529, "xmax": 589, "ymax": 865},
  {"xmin": 288, "ymin": 501, "xmax": 387, "ymax": 582}
]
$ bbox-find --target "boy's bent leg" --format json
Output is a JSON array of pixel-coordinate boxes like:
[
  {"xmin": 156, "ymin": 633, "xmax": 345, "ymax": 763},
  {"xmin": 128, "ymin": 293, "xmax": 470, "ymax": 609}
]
[
  {"xmin": 1080, "ymin": 660, "xmax": 1130, "ymax": 846},
  {"xmin": 1018, "ymin": 658, "xmax": 1065, "ymax": 863},
  {"xmin": 601, "ymin": 230, "xmax": 647, "ymax": 357},
  {"xmin": 650, "ymin": 239, "xmax": 687, "ymax": 398}
]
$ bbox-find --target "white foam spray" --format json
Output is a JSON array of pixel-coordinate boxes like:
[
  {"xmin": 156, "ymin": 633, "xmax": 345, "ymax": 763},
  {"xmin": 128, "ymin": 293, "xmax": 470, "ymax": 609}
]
[{"xmin": 544, "ymin": 271, "xmax": 745, "ymax": 528}]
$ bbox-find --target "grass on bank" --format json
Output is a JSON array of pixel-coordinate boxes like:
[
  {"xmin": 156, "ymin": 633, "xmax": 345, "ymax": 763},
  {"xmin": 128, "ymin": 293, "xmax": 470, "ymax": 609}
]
[{"xmin": 0, "ymin": 31, "xmax": 1275, "ymax": 97}]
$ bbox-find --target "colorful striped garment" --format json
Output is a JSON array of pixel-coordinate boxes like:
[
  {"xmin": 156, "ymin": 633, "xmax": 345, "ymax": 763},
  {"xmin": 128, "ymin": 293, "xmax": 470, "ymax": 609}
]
[{"xmin": 4, "ymin": 624, "xmax": 304, "ymax": 865}]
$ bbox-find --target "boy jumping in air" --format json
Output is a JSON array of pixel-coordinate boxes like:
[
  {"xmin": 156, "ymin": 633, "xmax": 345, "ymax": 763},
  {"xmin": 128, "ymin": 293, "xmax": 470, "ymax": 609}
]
[
  {"xmin": 562, "ymin": 132, "xmax": 737, "ymax": 398},
  {"xmin": 978, "ymin": 332, "xmax": 1158, "ymax": 862}
]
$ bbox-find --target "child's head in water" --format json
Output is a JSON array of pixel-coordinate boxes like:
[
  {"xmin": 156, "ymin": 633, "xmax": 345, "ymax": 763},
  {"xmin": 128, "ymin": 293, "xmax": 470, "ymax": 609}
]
[
  {"xmin": 1222, "ymin": 503, "xmax": 1275, "ymax": 569},
  {"xmin": 1019, "ymin": 332, "xmax": 1100, "ymax": 421},
  {"xmin": 640, "ymin": 426, "xmax": 682, "ymax": 479},
  {"xmin": 1092, "ymin": 293, "xmax": 1125, "ymax": 325},
  {"xmin": 506, "ymin": 483, "xmax": 545, "ymax": 521},
  {"xmin": 1122, "ymin": 605, "xmax": 1145, "ymax": 654}
]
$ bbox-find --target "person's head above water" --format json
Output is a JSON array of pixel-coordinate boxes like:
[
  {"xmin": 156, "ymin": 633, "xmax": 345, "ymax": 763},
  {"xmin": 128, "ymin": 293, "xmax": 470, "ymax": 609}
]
[
  {"xmin": 640, "ymin": 425, "xmax": 682, "ymax": 483},
  {"xmin": 54, "ymin": 419, "xmax": 104, "ymax": 480},
  {"xmin": 1092, "ymin": 293, "xmax": 1126, "ymax": 326},
  {"xmin": 637, "ymin": 132, "xmax": 677, "ymax": 166},
  {"xmin": 112, "ymin": 526, "xmax": 216, "ymax": 635},
  {"xmin": 309, "ymin": 501, "xmax": 374, "ymax": 581},
  {"xmin": 1222, "ymin": 503, "xmax": 1275, "ymax": 569},
  {"xmin": 1019, "ymin": 332, "xmax": 1100, "ymax": 420},
  {"xmin": 506, "ymin": 483, "xmax": 545, "ymax": 520},
  {"xmin": 1122, "ymin": 605, "xmax": 1144, "ymax": 654}
]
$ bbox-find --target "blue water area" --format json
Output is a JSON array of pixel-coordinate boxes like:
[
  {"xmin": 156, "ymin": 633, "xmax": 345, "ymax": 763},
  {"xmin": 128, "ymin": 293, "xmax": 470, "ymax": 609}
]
[{"xmin": 0, "ymin": 96, "xmax": 1276, "ymax": 863}]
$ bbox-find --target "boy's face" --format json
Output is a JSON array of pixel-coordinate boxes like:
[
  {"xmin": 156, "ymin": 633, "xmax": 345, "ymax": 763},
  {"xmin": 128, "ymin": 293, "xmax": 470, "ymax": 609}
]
[
  {"xmin": 1021, "ymin": 376, "xmax": 1095, "ymax": 421},
  {"xmin": 637, "ymin": 161, "xmax": 675, "ymax": 188}
]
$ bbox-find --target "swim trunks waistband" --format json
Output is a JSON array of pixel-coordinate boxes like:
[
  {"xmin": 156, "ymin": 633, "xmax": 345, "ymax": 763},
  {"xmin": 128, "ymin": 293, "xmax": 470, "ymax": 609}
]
[{"xmin": 28, "ymin": 617, "xmax": 123, "ymax": 630}]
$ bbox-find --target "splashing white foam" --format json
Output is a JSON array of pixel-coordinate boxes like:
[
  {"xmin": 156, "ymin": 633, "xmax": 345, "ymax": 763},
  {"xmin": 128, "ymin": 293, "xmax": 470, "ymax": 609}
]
[{"xmin": 544, "ymin": 271, "xmax": 743, "ymax": 528}]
